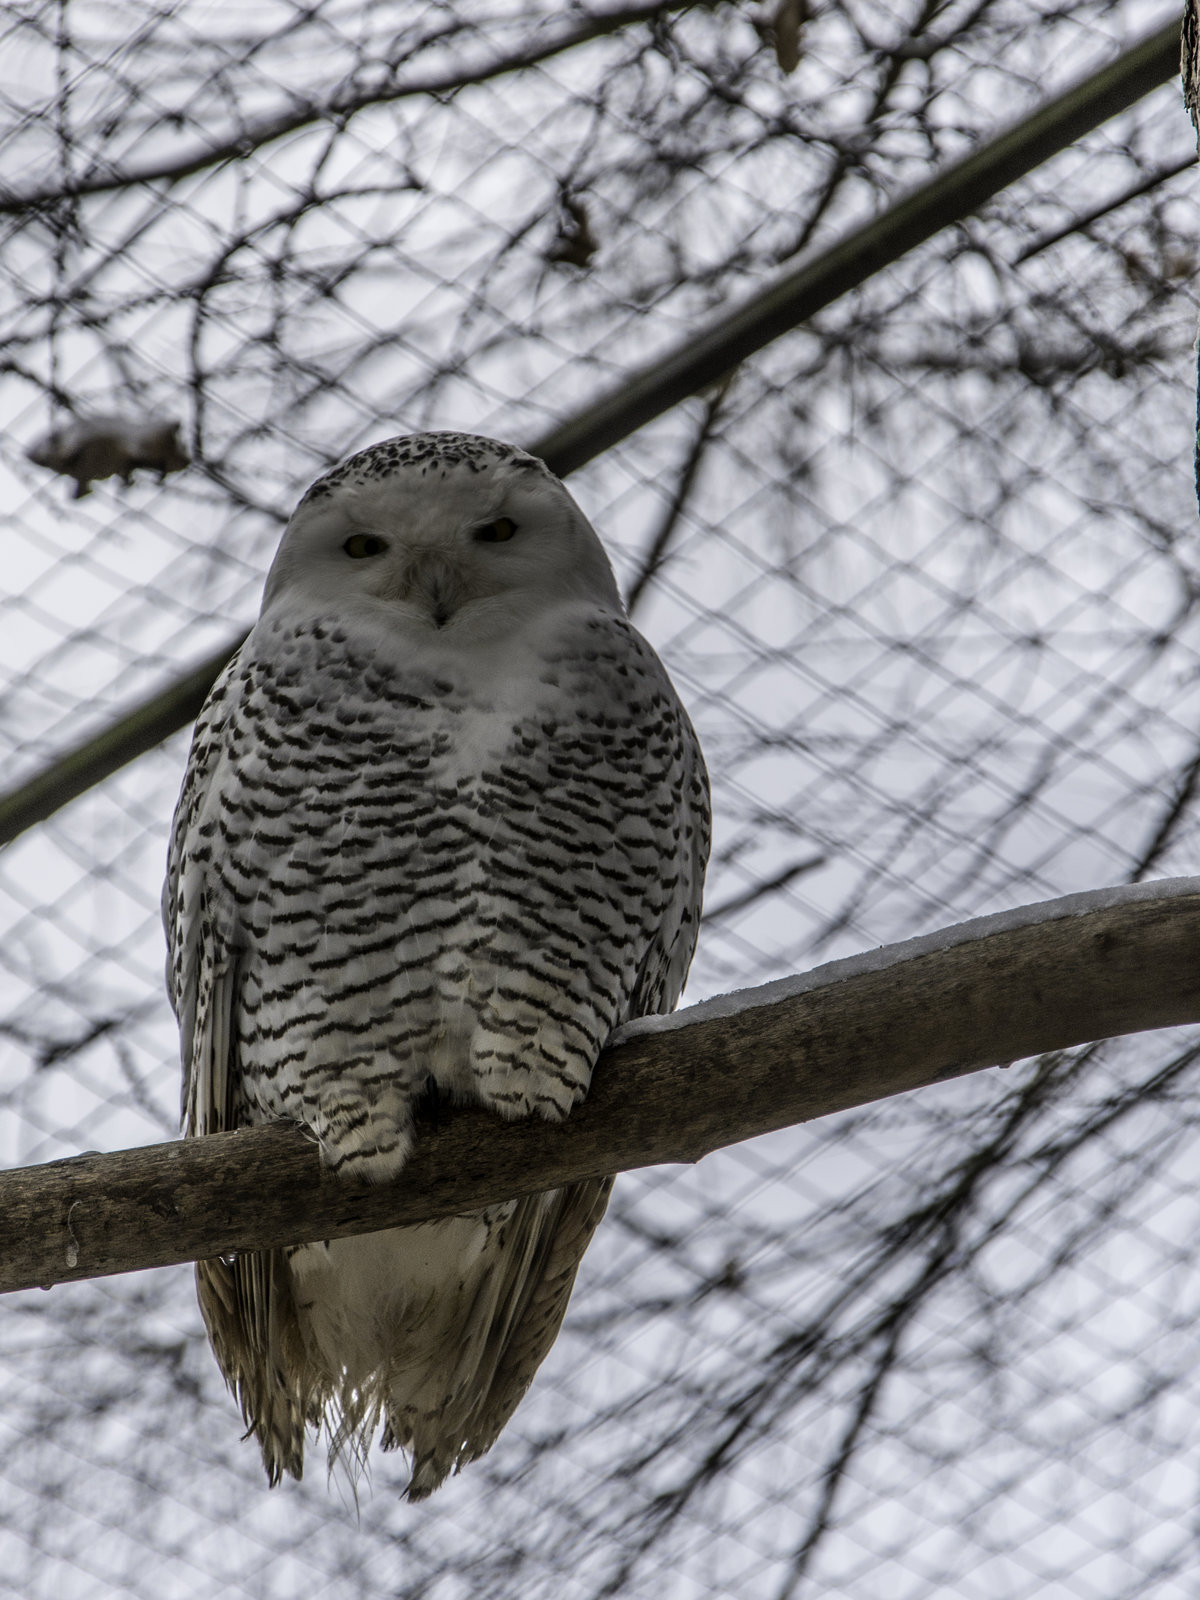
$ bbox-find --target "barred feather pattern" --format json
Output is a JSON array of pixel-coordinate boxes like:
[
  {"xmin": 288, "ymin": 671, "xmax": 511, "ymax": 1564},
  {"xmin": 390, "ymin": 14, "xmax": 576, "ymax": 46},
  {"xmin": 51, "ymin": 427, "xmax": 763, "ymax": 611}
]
[{"xmin": 164, "ymin": 434, "xmax": 709, "ymax": 1497}]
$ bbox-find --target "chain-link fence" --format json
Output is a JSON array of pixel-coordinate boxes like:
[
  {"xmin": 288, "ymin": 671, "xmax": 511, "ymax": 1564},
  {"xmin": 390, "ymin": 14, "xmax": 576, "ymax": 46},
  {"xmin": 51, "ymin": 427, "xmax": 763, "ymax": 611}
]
[{"xmin": 1, "ymin": 1, "xmax": 1199, "ymax": 1595}]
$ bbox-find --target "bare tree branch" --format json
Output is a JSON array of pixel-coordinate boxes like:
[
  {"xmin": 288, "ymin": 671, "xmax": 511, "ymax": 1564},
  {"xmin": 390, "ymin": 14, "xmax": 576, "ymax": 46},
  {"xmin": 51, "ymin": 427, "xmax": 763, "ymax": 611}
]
[
  {"xmin": 0, "ymin": 638, "xmax": 242, "ymax": 846},
  {"xmin": 5, "ymin": 879, "xmax": 1199, "ymax": 1297},
  {"xmin": 625, "ymin": 380, "xmax": 729, "ymax": 616},
  {"xmin": 0, "ymin": 17, "xmax": 1181, "ymax": 852},
  {"xmin": 701, "ymin": 855, "xmax": 826, "ymax": 924},
  {"xmin": 0, "ymin": 2, "xmax": 711, "ymax": 216},
  {"xmin": 1013, "ymin": 150, "xmax": 1196, "ymax": 263},
  {"xmin": 534, "ymin": 17, "xmax": 1182, "ymax": 476}
]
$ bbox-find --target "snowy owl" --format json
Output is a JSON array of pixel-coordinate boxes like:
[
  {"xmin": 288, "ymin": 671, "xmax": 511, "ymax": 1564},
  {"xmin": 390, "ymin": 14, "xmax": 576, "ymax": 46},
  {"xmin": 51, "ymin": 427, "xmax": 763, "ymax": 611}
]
[{"xmin": 164, "ymin": 431, "xmax": 710, "ymax": 1497}]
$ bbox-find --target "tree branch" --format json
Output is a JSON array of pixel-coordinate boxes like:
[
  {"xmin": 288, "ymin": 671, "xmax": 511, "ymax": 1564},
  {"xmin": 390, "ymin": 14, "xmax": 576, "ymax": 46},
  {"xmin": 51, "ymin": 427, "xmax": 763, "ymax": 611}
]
[
  {"xmin": 0, "ymin": 2, "xmax": 705, "ymax": 215},
  {"xmin": 5, "ymin": 879, "xmax": 1200, "ymax": 1297},
  {"xmin": 0, "ymin": 638, "xmax": 243, "ymax": 847},
  {"xmin": 625, "ymin": 380, "xmax": 729, "ymax": 616},
  {"xmin": 534, "ymin": 17, "xmax": 1182, "ymax": 475},
  {"xmin": 0, "ymin": 18, "xmax": 1182, "ymax": 850},
  {"xmin": 1013, "ymin": 150, "xmax": 1196, "ymax": 264}
]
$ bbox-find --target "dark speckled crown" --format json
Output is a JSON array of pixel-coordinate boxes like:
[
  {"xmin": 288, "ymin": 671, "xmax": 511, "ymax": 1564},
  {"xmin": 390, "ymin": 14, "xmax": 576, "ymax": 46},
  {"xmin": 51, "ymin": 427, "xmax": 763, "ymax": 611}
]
[{"xmin": 301, "ymin": 431, "xmax": 554, "ymax": 505}]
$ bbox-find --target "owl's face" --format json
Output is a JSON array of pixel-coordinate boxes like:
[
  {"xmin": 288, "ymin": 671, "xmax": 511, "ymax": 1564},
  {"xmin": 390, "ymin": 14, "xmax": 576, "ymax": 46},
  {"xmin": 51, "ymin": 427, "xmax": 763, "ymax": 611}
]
[{"xmin": 261, "ymin": 436, "xmax": 622, "ymax": 637}]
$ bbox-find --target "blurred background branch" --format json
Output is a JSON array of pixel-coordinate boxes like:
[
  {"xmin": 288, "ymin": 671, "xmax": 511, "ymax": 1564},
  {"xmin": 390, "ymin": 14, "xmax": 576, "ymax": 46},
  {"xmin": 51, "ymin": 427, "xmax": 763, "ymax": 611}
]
[{"xmin": 0, "ymin": 14, "xmax": 1180, "ymax": 850}]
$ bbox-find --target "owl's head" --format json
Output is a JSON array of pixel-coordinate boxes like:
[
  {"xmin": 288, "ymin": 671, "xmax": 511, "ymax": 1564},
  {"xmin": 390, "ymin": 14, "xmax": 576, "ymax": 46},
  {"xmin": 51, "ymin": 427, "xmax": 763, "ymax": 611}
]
[{"xmin": 261, "ymin": 432, "xmax": 622, "ymax": 637}]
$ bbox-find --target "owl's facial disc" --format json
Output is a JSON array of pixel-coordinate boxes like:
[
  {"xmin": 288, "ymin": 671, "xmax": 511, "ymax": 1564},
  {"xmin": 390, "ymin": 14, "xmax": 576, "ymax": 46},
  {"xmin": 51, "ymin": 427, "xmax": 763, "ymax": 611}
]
[
  {"xmin": 345, "ymin": 497, "xmax": 534, "ymax": 627},
  {"xmin": 260, "ymin": 434, "xmax": 624, "ymax": 629}
]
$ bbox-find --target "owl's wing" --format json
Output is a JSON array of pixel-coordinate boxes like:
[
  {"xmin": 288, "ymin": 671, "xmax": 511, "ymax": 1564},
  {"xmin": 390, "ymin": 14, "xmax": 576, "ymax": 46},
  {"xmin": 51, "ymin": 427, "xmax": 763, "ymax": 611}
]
[
  {"xmin": 183, "ymin": 923, "xmax": 313, "ymax": 1482},
  {"xmin": 163, "ymin": 648, "xmax": 247, "ymax": 1138},
  {"xmin": 625, "ymin": 667, "xmax": 712, "ymax": 1022},
  {"xmin": 195, "ymin": 1248, "xmax": 311, "ymax": 1484},
  {"xmin": 445, "ymin": 681, "xmax": 709, "ymax": 1489},
  {"xmin": 164, "ymin": 649, "xmax": 315, "ymax": 1481},
  {"xmin": 406, "ymin": 1175, "xmax": 614, "ymax": 1497}
]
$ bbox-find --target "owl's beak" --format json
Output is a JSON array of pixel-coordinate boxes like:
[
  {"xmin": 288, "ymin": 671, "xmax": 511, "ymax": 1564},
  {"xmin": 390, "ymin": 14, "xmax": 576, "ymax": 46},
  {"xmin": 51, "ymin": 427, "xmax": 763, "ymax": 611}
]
[{"xmin": 379, "ymin": 551, "xmax": 466, "ymax": 627}]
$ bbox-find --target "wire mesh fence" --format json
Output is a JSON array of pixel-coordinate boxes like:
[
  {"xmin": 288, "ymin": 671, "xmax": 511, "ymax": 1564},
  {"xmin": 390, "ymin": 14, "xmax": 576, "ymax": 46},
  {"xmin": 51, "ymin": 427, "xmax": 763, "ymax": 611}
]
[{"xmin": 1, "ymin": 1, "xmax": 1199, "ymax": 1595}]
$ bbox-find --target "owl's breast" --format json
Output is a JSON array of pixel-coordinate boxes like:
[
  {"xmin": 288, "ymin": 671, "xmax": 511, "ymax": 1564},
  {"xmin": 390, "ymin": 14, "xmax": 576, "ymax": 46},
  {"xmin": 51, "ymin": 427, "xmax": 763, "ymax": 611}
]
[{"xmin": 216, "ymin": 616, "xmax": 679, "ymax": 1128}]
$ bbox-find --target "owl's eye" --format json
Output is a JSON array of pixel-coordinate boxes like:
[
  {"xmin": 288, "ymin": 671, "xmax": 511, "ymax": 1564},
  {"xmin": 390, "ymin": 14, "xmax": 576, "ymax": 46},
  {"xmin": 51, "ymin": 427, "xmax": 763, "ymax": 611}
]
[
  {"xmin": 474, "ymin": 517, "xmax": 517, "ymax": 543},
  {"xmin": 343, "ymin": 533, "xmax": 387, "ymax": 558}
]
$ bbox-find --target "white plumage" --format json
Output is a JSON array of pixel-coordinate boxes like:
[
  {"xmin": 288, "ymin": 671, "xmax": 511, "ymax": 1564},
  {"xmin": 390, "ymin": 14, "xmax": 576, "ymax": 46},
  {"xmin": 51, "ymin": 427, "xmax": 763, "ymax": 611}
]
[{"xmin": 164, "ymin": 431, "xmax": 709, "ymax": 1496}]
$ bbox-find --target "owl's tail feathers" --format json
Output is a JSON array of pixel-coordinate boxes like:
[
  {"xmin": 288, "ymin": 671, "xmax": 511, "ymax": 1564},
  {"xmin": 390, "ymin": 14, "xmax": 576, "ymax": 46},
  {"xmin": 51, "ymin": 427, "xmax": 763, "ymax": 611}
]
[
  {"xmin": 196, "ymin": 1250, "xmax": 312, "ymax": 1485},
  {"xmin": 385, "ymin": 1175, "xmax": 614, "ymax": 1501}
]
